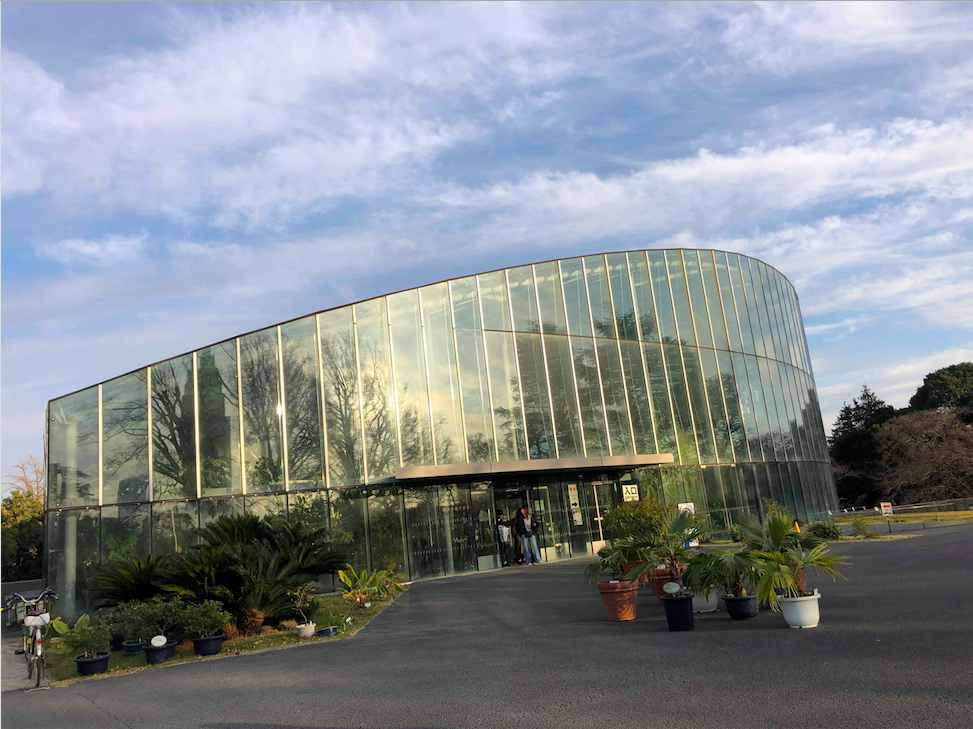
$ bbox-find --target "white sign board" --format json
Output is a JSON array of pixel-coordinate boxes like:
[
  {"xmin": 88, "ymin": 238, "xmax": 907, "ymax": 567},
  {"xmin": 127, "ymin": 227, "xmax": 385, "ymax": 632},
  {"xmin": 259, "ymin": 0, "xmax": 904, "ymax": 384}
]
[
  {"xmin": 677, "ymin": 502, "xmax": 699, "ymax": 547},
  {"xmin": 880, "ymin": 502, "xmax": 893, "ymax": 517},
  {"xmin": 622, "ymin": 484, "xmax": 640, "ymax": 502},
  {"xmin": 568, "ymin": 483, "xmax": 583, "ymax": 525}
]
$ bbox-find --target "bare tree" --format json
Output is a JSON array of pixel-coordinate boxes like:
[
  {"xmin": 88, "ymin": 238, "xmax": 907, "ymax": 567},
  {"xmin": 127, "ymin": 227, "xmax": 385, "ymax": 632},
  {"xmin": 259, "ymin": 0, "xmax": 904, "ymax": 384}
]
[{"xmin": 3, "ymin": 454, "xmax": 45, "ymax": 503}]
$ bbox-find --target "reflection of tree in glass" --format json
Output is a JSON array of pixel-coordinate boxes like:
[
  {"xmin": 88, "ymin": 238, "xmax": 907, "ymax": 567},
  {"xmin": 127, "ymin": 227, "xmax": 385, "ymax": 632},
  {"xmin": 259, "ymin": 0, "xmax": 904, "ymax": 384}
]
[
  {"xmin": 152, "ymin": 504, "xmax": 197, "ymax": 555},
  {"xmin": 197, "ymin": 345, "xmax": 239, "ymax": 494},
  {"xmin": 280, "ymin": 335, "xmax": 323, "ymax": 485},
  {"xmin": 152, "ymin": 357, "xmax": 196, "ymax": 499},
  {"xmin": 102, "ymin": 507, "xmax": 149, "ymax": 562},
  {"xmin": 320, "ymin": 329, "xmax": 364, "ymax": 485},
  {"xmin": 103, "ymin": 372, "xmax": 149, "ymax": 503},
  {"xmin": 240, "ymin": 332, "xmax": 283, "ymax": 490},
  {"xmin": 359, "ymin": 341, "xmax": 398, "ymax": 481},
  {"xmin": 367, "ymin": 490, "xmax": 404, "ymax": 570}
]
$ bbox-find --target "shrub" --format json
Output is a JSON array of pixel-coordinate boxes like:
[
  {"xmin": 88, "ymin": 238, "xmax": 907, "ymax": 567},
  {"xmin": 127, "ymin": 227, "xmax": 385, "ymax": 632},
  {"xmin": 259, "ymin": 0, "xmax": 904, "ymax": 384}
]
[
  {"xmin": 240, "ymin": 608, "xmax": 265, "ymax": 636},
  {"xmin": 51, "ymin": 614, "xmax": 112, "ymax": 659},
  {"xmin": 763, "ymin": 499, "xmax": 790, "ymax": 522},
  {"xmin": 116, "ymin": 600, "xmax": 151, "ymax": 642},
  {"xmin": 603, "ymin": 499, "xmax": 671, "ymax": 540},
  {"xmin": 850, "ymin": 515, "xmax": 877, "ymax": 539},
  {"xmin": 181, "ymin": 600, "xmax": 232, "ymax": 639},
  {"xmin": 287, "ymin": 584, "xmax": 316, "ymax": 625},
  {"xmin": 141, "ymin": 595, "xmax": 184, "ymax": 638},
  {"xmin": 808, "ymin": 520, "xmax": 843, "ymax": 540},
  {"xmin": 376, "ymin": 565, "xmax": 406, "ymax": 600}
]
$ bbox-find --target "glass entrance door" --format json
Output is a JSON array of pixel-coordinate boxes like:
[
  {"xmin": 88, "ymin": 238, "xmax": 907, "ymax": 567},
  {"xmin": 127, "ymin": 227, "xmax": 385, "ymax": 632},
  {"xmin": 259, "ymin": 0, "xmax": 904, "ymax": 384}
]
[
  {"xmin": 469, "ymin": 483, "xmax": 498, "ymax": 571},
  {"xmin": 534, "ymin": 479, "xmax": 572, "ymax": 560}
]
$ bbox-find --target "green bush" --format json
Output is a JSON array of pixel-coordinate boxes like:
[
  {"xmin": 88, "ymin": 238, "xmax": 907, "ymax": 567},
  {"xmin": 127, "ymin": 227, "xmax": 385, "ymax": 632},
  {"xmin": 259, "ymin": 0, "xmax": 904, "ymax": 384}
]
[
  {"xmin": 850, "ymin": 515, "xmax": 877, "ymax": 539},
  {"xmin": 181, "ymin": 600, "xmax": 232, "ymax": 639},
  {"xmin": 52, "ymin": 614, "xmax": 112, "ymax": 659},
  {"xmin": 141, "ymin": 595, "xmax": 184, "ymax": 638},
  {"xmin": 808, "ymin": 520, "xmax": 844, "ymax": 540},
  {"xmin": 603, "ymin": 499, "xmax": 671, "ymax": 540}
]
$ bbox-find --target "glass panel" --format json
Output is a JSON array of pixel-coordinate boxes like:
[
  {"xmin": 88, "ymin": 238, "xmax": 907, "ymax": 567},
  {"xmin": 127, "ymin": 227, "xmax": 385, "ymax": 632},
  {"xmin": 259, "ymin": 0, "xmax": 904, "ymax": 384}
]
[
  {"xmin": 199, "ymin": 496, "xmax": 244, "ymax": 529},
  {"xmin": 469, "ymin": 483, "xmax": 499, "ymax": 570},
  {"xmin": 699, "ymin": 348, "xmax": 733, "ymax": 463},
  {"xmin": 738, "ymin": 256, "xmax": 767, "ymax": 357},
  {"xmin": 747, "ymin": 355, "xmax": 777, "ymax": 461},
  {"xmin": 648, "ymin": 251, "xmax": 678, "ymax": 343},
  {"xmin": 789, "ymin": 462, "xmax": 808, "ymax": 522},
  {"xmin": 102, "ymin": 371, "xmax": 149, "ymax": 504},
  {"xmin": 766, "ymin": 359, "xmax": 795, "ymax": 459},
  {"xmin": 240, "ymin": 330, "xmax": 283, "ymax": 493},
  {"xmin": 779, "ymin": 363, "xmax": 805, "ymax": 461},
  {"xmin": 485, "ymin": 330, "xmax": 526, "ymax": 461},
  {"xmin": 682, "ymin": 348, "xmax": 717, "ymax": 464},
  {"xmin": 152, "ymin": 354, "xmax": 197, "ymax": 500},
  {"xmin": 663, "ymin": 345, "xmax": 698, "ymax": 465},
  {"xmin": 727, "ymin": 254, "xmax": 757, "ymax": 355},
  {"xmin": 452, "ymin": 278, "xmax": 496, "ymax": 463},
  {"xmin": 319, "ymin": 308, "xmax": 364, "ymax": 487},
  {"xmin": 329, "ymin": 488, "xmax": 368, "ymax": 570},
  {"xmin": 245, "ymin": 493, "xmax": 287, "ymax": 519},
  {"xmin": 48, "ymin": 388, "xmax": 100, "ymax": 508},
  {"xmin": 644, "ymin": 343, "xmax": 678, "ymax": 457},
  {"xmin": 571, "ymin": 337, "xmax": 608, "ymax": 456},
  {"xmin": 747, "ymin": 259, "xmax": 777, "ymax": 360},
  {"xmin": 606, "ymin": 253, "xmax": 639, "ymax": 341},
  {"xmin": 620, "ymin": 340, "xmax": 655, "ymax": 454},
  {"xmin": 735, "ymin": 353, "xmax": 763, "ymax": 461},
  {"xmin": 682, "ymin": 250, "xmax": 714, "ymax": 349},
  {"xmin": 628, "ymin": 251, "xmax": 659, "ymax": 342},
  {"xmin": 404, "ymin": 487, "xmax": 445, "ymax": 580},
  {"xmin": 757, "ymin": 357, "xmax": 785, "ymax": 459},
  {"xmin": 507, "ymin": 266, "xmax": 540, "ymax": 333},
  {"xmin": 666, "ymin": 250, "xmax": 696, "ymax": 346},
  {"xmin": 544, "ymin": 335, "xmax": 584, "ymax": 458},
  {"xmin": 717, "ymin": 350, "xmax": 748, "ymax": 461},
  {"xmin": 661, "ymin": 468, "xmax": 687, "ymax": 505},
  {"xmin": 450, "ymin": 276, "xmax": 480, "ymax": 331},
  {"xmin": 699, "ymin": 250, "xmax": 730, "ymax": 350},
  {"xmin": 701, "ymin": 467, "xmax": 728, "ymax": 535},
  {"xmin": 287, "ymin": 490, "xmax": 329, "ymax": 526},
  {"xmin": 477, "ymin": 271, "xmax": 511, "ymax": 331},
  {"xmin": 534, "ymin": 480, "xmax": 572, "ymax": 560},
  {"xmin": 560, "ymin": 258, "xmax": 592, "ymax": 336},
  {"xmin": 636, "ymin": 467, "xmax": 663, "ymax": 500},
  {"xmin": 46, "ymin": 507, "xmax": 100, "ymax": 618},
  {"xmin": 718, "ymin": 465, "xmax": 749, "ymax": 526},
  {"xmin": 440, "ymin": 485, "xmax": 476, "ymax": 576},
  {"xmin": 151, "ymin": 501, "xmax": 198, "ymax": 556},
  {"xmin": 101, "ymin": 503, "xmax": 150, "ymax": 563},
  {"xmin": 597, "ymin": 340, "xmax": 633, "ymax": 455},
  {"xmin": 584, "ymin": 255, "xmax": 616, "ymax": 338},
  {"xmin": 516, "ymin": 333, "xmax": 556, "ymax": 459},
  {"xmin": 753, "ymin": 462, "xmax": 773, "ymax": 508},
  {"xmin": 356, "ymin": 299, "xmax": 399, "ymax": 483},
  {"xmin": 534, "ymin": 261, "xmax": 567, "ymax": 335},
  {"xmin": 197, "ymin": 342, "xmax": 243, "ymax": 497},
  {"xmin": 739, "ymin": 464, "xmax": 762, "ymax": 519},
  {"xmin": 368, "ymin": 486, "xmax": 405, "ymax": 572},
  {"xmin": 280, "ymin": 318, "xmax": 324, "ymax": 491},
  {"xmin": 761, "ymin": 264, "xmax": 788, "ymax": 364},
  {"xmin": 419, "ymin": 283, "xmax": 465, "ymax": 465},
  {"xmin": 714, "ymin": 252, "xmax": 744, "ymax": 353},
  {"xmin": 389, "ymin": 291, "xmax": 434, "ymax": 468}
]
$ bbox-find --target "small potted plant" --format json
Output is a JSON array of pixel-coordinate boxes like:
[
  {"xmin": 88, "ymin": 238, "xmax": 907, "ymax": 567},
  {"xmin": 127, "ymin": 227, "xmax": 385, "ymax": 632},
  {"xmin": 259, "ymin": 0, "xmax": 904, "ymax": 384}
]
[
  {"xmin": 116, "ymin": 600, "xmax": 149, "ymax": 655},
  {"xmin": 628, "ymin": 511, "xmax": 704, "ymax": 632},
  {"xmin": 52, "ymin": 614, "xmax": 113, "ymax": 676},
  {"xmin": 584, "ymin": 541, "xmax": 645, "ymax": 621},
  {"xmin": 753, "ymin": 542, "xmax": 847, "ymax": 628},
  {"xmin": 141, "ymin": 596, "xmax": 183, "ymax": 664},
  {"xmin": 182, "ymin": 600, "xmax": 232, "ymax": 656},
  {"xmin": 706, "ymin": 549, "xmax": 760, "ymax": 620},
  {"xmin": 288, "ymin": 584, "xmax": 317, "ymax": 638}
]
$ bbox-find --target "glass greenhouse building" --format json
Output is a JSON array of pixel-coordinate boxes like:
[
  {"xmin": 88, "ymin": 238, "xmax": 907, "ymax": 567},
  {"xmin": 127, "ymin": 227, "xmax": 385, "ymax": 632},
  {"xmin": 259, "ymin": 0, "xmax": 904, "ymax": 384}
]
[{"xmin": 46, "ymin": 249, "xmax": 838, "ymax": 616}]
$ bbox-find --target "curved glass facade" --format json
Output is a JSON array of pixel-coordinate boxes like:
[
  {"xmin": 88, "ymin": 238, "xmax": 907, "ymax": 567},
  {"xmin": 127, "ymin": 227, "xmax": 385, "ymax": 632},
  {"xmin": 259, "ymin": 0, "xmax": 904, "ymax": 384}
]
[{"xmin": 46, "ymin": 249, "xmax": 837, "ymax": 615}]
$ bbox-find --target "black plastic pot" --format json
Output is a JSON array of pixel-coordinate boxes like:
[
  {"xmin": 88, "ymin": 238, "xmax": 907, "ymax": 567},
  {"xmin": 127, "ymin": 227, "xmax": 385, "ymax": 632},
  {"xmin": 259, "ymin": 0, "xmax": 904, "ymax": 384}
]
[
  {"xmin": 111, "ymin": 634, "xmax": 125, "ymax": 652},
  {"xmin": 122, "ymin": 639, "xmax": 146, "ymax": 656},
  {"xmin": 661, "ymin": 595, "xmax": 695, "ymax": 632},
  {"xmin": 75, "ymin": 651, "xmax": 111, "ymax": 676},
  {"xmin": 317, "ymin": 626, "xmax": 339, "ymax": 638},
  {"xmin": 723, "ymin": 595, "xmax": 760, "ymax": 620},
  {"xmin": 192, "ymin": 635, "xmax": 224, "ymax": 656},
  {"xmin": 144, "ymin": 641, "xmax": 177, "ymax": 665}
]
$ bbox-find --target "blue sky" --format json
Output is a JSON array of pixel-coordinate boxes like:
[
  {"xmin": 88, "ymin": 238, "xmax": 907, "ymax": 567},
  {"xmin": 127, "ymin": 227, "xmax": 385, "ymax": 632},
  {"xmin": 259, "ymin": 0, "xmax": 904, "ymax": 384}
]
[{"xmin": 3, "ymin": 1, "xmax": 973, "ymax": 483}]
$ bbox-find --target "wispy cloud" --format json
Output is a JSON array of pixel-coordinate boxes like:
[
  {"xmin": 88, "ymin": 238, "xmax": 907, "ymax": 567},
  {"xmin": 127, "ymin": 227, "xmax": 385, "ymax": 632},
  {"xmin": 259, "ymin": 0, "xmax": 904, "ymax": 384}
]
[{"xmin": 35, "ymin": 231, "xmax": 148, "ymax": 267}]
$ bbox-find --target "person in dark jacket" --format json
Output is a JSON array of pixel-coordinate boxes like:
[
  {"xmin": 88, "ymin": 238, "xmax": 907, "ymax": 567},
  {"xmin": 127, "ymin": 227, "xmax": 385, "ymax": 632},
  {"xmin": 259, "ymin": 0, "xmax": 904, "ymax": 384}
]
[
  {"xmin": 496, "ymin": 509, "xmax": 512, "ymax": 567},
  {"xmin": 514, "ymin": 505, "xmax": 541, "ymax": 565}
]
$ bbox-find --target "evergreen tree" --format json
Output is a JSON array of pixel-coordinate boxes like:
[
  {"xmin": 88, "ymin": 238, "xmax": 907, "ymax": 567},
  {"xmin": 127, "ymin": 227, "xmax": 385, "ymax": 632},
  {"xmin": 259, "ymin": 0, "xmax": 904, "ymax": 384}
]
[
  {"xmin": 909, "ymin": 362, "xmax": 973, "ymax": 411},
  {"xmin": 828, "ymin": 385, "xmax": 896, "ymax": 508}
]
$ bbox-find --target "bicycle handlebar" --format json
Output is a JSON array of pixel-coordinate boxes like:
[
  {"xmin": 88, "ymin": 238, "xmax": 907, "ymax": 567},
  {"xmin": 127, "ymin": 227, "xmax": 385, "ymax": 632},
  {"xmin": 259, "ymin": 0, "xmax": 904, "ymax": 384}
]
[{"xmin": 5, "ymin": 588, "xmax": 57, "ymax": 608}]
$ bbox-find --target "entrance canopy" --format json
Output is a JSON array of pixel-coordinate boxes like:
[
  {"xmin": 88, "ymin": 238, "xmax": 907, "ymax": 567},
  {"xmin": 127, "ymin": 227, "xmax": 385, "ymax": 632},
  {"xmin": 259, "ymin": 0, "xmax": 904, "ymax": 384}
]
[{"xmin": 395, "ymin": 453, "xmax": 674, "ymax": 482}]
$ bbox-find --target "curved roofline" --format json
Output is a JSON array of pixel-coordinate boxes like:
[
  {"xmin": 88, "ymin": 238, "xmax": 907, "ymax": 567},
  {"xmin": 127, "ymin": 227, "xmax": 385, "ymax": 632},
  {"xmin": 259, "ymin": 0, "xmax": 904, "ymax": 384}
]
[{"xmin": 47, "ymin": 247, "xmax": 799, "ymax": 404}]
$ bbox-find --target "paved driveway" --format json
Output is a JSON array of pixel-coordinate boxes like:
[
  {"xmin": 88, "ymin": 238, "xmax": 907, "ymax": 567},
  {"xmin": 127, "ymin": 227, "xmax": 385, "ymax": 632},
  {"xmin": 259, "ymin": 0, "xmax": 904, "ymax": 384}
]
[{"xmin": 3, "ymin": 525, "xmax": 972, "ymax": 729}]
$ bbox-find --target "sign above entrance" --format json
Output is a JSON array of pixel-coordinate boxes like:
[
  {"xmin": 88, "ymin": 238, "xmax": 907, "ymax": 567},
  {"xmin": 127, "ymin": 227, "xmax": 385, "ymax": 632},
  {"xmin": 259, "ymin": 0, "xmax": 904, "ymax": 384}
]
[
  {"xmin": 395, "ymin": 453, "xmax": 675, "ymax": 481},
  {"xmin": 622, "ymin": 484, "xmax": 639, "ymax": 502}
]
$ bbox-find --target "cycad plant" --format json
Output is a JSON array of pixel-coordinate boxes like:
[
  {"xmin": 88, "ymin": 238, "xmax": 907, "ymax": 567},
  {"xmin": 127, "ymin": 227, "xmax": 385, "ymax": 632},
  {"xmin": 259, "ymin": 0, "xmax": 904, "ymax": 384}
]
[
  {"xmin": 94, "ymin": 555, "xmax": 169, "ymax": 607},
  {"xmin": 626, "ymin": 510, "xmax": 706, "ymax": 596}
]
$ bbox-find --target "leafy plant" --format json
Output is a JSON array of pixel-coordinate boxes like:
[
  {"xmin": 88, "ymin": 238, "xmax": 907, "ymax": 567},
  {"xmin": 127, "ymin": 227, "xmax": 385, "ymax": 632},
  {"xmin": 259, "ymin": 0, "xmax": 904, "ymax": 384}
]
[
  {"xmin": 626, "ymin": 510, "xmax": 706, "ymax": 596},
  {"xmin": 233, "ymin": 542, "xmax": 304, "ymax": 620},
  {"xmin": 849, "ymin": 515, "xmax": 877, "ymax": 539},
  {"xmin": 287, "ymin": 584, "xmax": 317, "ymax": 625},
  {"xmin": 736, "ymin": 513, "xmax": 823, "ymax": 553},
  {"xmin": 375, "ymin": 565, "xmax": 406, "ymax": 600},
  {"xmin": 584, "ymin": 541, "xmax": 648, "ymax": 583},
  {"xmin": 181, "ymin": 600, "xmax": 232, "ymax": 639},
  {"xmin": 51, "ymin": 614, "xmax": 112, "ymax": 659},
  {"xmin": 603, "ymin": 499, "xmax": 670, "ymax": 541},
  {"xmin": 140, "ymin": 595, "xmax": 184, "ymax": 638},
  {"xmin": 337, "ymin": 564, "xmax": 379, "ymax": 608},
  {"xmin": 93, "ymin": 555, "xmax": 169, "ymax": 607},
  {"xmin": 808, "ymin": 520, "xmax": 844, "ymax": 540},
  {"xmin": 686, "ymin": 549, "xmax": 758, "ymax": 599},
  {"xmin": 752, "ymin": 543, "xmax": 848, "ymax": 610},
  {"xmin": 762, "ymin": 499, "xmax": 790, "ymax": 522}
]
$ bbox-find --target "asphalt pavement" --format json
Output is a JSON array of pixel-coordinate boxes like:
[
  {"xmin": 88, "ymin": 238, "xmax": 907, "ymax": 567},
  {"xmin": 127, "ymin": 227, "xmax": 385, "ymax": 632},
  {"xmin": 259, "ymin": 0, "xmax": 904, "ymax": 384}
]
[{"xmin": 2, "ymin": 524, "xmax": 971, "ymax": 728}]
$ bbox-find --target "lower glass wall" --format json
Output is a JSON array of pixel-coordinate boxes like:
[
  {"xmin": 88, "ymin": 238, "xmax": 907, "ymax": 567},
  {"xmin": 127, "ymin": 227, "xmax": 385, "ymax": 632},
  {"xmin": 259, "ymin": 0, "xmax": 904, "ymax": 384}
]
[{"xmin": 45, "ymin": 462, "xmax": 838, "ymax": 616}]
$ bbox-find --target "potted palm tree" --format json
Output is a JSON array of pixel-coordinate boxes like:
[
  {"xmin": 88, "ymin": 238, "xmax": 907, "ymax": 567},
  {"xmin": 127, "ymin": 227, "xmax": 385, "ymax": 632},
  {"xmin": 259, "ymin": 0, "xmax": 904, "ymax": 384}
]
[
  {"xmin": 753, "ymin": 542, "xmax": 847, "ymax": 628},
  {"xmin": 584, "ymin": 541, "xmax": 645, "ymax": 621},
  {"xmin": 705, "ymin": 549, "xmax": 761, "ymax": 620},
  {"xmin": 628, "ymin": 511, "xmax": 705, "ymax": 632},
  {"xmin": 182, "ymin": 600, "xmax": 232, "ymax": 655}
]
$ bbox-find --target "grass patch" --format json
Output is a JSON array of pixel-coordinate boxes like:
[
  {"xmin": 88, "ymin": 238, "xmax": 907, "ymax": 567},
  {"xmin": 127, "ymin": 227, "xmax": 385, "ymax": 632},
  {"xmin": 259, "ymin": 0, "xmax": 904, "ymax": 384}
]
[
  {"xmin": 43, "ymin": 592, "xmax": 400, "ymax": 685},
  {"xmin": 835, "ymin": 511, "xmax": 973, "ymax": 525}
]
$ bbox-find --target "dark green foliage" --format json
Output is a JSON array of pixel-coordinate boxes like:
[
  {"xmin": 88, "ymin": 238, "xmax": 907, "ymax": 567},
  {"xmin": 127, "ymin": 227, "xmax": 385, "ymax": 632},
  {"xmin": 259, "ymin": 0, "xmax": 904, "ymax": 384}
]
[
  {"xmin": 603, "ymin": 498, "xmax": 671, "ymax": 540},
  {"xmin": 198, "ymin": 513, "xmax": 267, "ymax": 548},
  {"xmin": 94, "ymin": 555, "xmax": 169, "ymax": 607},
  {"xmin": 1, "ymin": 489, "xmax": 44, "ymax": 581},
  {"xmin": 909, "ymin": 362, "xmax": 973, "ymax": 410},
  {"xmin": 829, "ymin": 386, "xmax": 898, "ymax": 508},
  {"xmin": 140, "ymin": 595, "xmax": 185, "ymax": 637},
  {"xmin": 182, "ymin": 600, "xmax": 232, "ymax": 639},
  {"xmin": 807, "ymin": 520, "xmax": 843, "ymax": 540},
  {"xmin": 234, "ymin": 542, "xmax": 303, "ymax": 620},
  {"xmin": 51, "ymin": 614, "xmax": 112, "ymax": 659}
]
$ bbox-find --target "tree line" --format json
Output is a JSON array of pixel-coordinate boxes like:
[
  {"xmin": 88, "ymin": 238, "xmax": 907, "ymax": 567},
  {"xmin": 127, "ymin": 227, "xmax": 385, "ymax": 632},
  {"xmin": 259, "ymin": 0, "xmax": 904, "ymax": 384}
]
[{"xmin": 829, "ymin": 362, "xmax": 973, "ymax": 508}]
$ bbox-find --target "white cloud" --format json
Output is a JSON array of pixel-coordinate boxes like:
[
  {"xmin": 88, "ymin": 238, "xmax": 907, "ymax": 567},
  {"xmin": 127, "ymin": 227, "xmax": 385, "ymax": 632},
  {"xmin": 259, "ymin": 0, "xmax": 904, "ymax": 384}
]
[
  {"xmin": 35, "ymin": 231, "xmax": 148, "ymax": 267},
  {"xmin": 805, "ymin": 316, "xmax": 874, "ymax": 336}
]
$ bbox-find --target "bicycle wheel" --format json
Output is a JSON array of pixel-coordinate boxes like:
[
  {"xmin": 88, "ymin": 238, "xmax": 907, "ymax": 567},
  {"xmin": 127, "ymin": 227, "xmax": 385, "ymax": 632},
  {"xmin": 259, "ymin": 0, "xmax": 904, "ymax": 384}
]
[
  {"xmin": 33, "ymin": 656, "xmax": 42, "ymax": 688},
  {"xmin": 26, "ymin": 652, "xmax": 34, "ymax": 683}
]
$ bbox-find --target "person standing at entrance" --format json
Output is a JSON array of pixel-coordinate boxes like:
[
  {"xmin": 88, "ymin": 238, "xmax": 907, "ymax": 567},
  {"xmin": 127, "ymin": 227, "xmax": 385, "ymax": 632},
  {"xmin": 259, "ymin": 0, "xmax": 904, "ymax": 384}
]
[
  {"xmin": 515, "ymin": 505, "xmax": 541, "ymax": 565},
  {"xmin": 496, "ymin": 509, "xmax": 512, "ymax": 567}
]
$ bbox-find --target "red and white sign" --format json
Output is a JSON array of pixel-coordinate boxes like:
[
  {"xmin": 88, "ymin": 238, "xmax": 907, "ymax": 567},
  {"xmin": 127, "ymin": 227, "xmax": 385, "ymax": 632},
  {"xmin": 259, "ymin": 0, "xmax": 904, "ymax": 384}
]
[{"xmin": 880, "ymin": 502, "xmax": 893, "ymax": 517}]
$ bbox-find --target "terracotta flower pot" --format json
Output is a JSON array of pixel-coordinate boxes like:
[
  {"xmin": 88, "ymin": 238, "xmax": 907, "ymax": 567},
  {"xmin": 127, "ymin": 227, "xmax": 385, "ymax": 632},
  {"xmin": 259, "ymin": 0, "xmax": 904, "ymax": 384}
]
[
  {"xmin": 596, "ymin": 580, "xmax": 639, "ymax": 621},
  {"xmin": 648, "ymin": 566, "xmax": 687, "ymax": 599}
]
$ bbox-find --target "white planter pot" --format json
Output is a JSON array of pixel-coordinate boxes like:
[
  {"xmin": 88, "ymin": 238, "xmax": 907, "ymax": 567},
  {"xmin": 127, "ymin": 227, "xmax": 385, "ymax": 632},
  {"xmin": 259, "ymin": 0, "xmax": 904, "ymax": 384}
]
[
  {"xmin": 779, "ymin": 590, "xmax": 821, "ymax": 628},
  {"xmin": 692, "ymin": 591, "xmax": 720, "ymax": 613},
  {"xmin": 296, "ymin": 622, "xmax": 316, "ymax": 638}
]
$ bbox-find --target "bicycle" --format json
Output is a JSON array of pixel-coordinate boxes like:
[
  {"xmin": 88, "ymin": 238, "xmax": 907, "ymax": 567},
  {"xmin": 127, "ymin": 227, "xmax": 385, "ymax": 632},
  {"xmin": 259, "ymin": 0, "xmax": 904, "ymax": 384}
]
[{"xmin": 5, "ymin": 588, "xmax": 57, "ymax": 691}]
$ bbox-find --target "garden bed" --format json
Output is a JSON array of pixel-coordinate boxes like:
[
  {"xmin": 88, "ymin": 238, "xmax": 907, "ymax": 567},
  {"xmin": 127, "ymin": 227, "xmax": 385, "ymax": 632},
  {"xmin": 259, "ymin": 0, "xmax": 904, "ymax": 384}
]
[{"xmin": 44, "ymin": 593, "xmax": 399, "ymax": 684}]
